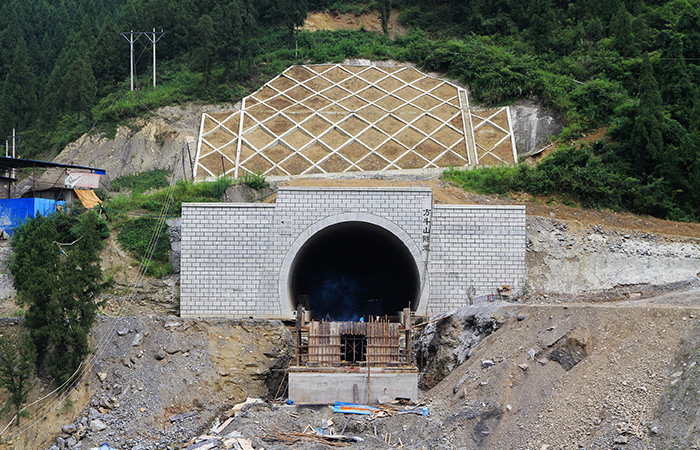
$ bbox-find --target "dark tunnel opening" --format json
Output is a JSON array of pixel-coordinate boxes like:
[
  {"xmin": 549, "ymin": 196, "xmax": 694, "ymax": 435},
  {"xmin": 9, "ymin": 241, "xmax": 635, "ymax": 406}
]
[{"xmin": 289, "ymin": 222, "xmax": 421, "ymax": 321}]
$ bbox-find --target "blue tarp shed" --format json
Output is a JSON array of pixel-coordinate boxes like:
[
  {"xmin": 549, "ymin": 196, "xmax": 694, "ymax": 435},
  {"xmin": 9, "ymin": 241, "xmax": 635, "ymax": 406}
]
[{"xmin": 0, "ymin": 198, "xmax": 65, "ymax": 237}]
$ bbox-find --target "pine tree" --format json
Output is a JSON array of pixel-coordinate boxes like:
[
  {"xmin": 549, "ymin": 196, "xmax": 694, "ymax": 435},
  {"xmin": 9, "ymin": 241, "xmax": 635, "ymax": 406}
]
[
  {"xmin": 63, "ymin": 53, "xmax": 97, "ymax": 119},
  {"xmin": 193, "ymin": 14, "xmax": 216, "ymax": 90},
  {"xmin": 0, "ymin": 332, "xmax": 34, "ymax": 418},
  {"xmin": 658, "ymin": 33, "xmax": 694, "ymax": 126},
  {"xmin": 0, "ymin": 37, "xmax": 38, "ymax": 133},
  {"xmin": 280, "ymin": 0, "xmax": 308, "ymax": 44},
  {"xmin": 526, "ymin": 0, "xmax": 557, "ymax": 51},
  {"xmin": 379, "ymin": 0, "xmax": 391, "ymax": 35},
  {"xmin": 92, "ymin": 17, "xmax": 125, "ymax": 89},
  {"xmin": 630, "ymin": 55, "xmax": 664, "ymax": 173},
  {"xmin": 675, "ymin": 6, "xmax": 700, "ymax": 79},
  {"xmin": 610, "ymin": 3, "xmax": 634, "ymax": 56}
]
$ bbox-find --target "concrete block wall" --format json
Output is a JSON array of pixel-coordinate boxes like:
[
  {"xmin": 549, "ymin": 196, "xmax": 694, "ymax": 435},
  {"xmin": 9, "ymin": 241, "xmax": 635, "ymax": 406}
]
[
  {"xmin": 180, "ymin": 187, "xmax": 526, "ymax": 319},
  {"xmin": 426, "ymin": 205, "xmax": 527, "ymax": 315}
]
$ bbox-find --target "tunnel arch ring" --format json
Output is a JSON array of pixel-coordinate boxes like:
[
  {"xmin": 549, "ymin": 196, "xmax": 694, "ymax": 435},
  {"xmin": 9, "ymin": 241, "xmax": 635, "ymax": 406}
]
[{"xmin": 278, "ymin": 212, "xmax": 429, "ymax": 318}]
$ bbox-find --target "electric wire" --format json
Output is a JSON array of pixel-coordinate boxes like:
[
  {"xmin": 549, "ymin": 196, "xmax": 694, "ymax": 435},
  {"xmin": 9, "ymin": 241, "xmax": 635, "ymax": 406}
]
[
  {"xmin": 0, "ymin": 148, "xmax": 183, "ymax": 441},
  {"xmin": 1, "ymin": 164, "xmax": 177, "ymax": 439}
]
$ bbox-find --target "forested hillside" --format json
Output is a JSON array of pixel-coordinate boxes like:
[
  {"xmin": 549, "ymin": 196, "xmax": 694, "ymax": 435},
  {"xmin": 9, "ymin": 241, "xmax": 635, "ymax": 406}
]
[{"xmin": 0, "ymin": 0, "xmax": 698, "ymax": 220}]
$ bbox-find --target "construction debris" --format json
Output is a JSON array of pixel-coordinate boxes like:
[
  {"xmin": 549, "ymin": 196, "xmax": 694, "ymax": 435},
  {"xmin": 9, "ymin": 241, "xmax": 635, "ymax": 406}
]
[
  {"xmin": 262, "ymin": 428, "xmax": 364, "ymax": 447},
  {"xmin": 225, "ymin": 397, "xmax": 265, "ymax": 417}
]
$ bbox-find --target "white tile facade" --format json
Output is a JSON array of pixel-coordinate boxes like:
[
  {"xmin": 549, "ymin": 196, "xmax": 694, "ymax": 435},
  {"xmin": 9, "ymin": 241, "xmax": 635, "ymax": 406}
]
[{"xmin": 180, "ymin": 188, "xmax": 525, "ymax": 319}]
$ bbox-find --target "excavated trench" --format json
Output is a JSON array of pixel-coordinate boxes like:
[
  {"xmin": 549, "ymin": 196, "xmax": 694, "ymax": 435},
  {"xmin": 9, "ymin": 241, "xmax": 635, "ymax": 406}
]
[{"xmin": 288, "ymin": 221, "xmax": 420, "ymax": 320}]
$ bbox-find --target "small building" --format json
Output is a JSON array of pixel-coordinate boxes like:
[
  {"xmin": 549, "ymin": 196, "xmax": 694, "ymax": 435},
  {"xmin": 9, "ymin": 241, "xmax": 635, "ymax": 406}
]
[{"xmin": 0, "ymin": 157, "xmax": 105, "ymax": 237}]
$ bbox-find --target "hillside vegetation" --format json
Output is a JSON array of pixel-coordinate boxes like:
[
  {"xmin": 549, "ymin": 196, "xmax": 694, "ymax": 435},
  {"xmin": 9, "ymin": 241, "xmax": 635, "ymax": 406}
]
[{"xmin": 0, "ymin": 0, "xmax": 698, "ymax": 220}]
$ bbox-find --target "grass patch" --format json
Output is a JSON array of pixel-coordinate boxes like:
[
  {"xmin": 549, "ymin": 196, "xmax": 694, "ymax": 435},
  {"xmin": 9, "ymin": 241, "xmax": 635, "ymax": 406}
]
[
  {"xmin": 444, "ymin": 145, "xmax": 638, "ymax": 212},
  {"xmin": 111, "ymin": 169, "xmax": 172, "ymax": 194},
  {"xmin": 116, "ymin": 217, "xmax": 172, "ymax": 278}
]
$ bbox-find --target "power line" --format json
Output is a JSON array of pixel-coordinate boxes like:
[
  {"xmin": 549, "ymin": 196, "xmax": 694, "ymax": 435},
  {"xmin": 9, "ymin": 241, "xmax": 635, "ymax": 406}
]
[{"xmin": 120, "ymin": 30, "xmax": 166, "ymax": 90}]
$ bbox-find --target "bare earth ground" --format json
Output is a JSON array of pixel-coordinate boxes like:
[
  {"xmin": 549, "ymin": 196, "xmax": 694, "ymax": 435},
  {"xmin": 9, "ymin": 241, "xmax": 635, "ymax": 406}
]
[
  {"xmin": 303, "ymin": 10, "xmax": 407, "ymax": 37},
  {"xmin": 12, "ymin": 293, "xmax": 696, "ymax": 450}
]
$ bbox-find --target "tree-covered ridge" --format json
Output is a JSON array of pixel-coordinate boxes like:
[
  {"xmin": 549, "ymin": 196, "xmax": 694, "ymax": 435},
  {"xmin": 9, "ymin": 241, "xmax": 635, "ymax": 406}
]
[{"xmin": 0, "ymin": 0, "xmax": 698, "ymax": 220}]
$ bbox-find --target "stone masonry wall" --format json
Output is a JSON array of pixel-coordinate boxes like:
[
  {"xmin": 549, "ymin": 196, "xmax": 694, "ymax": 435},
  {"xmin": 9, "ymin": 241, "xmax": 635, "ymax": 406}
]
[{"xmin": 180, "ymin": 187, "xmax": 526, "ymax": 319}]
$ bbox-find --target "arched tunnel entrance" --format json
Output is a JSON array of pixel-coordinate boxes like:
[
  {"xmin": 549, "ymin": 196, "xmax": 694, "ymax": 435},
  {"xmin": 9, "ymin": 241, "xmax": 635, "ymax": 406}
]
[{"xmin": 288, "ymin": 221, "xmax": 421, "ymax": 321}]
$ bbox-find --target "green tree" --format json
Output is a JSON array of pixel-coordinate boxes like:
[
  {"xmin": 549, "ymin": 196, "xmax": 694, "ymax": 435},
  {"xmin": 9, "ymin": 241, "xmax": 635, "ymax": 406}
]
[
  {"xmin": 0, "ymin": 332, "xmax": 34, "ymax": 417},
  {"xmin": 379, "ymin": 0, "xmax": 391, "ymax": 35},
  {"xmin": 11, "ymin": 211, "xmax": 108, "ymax": 383},
  {"xmin": 92, "ymin": 17, "xmax": 125, "ymax": 90},
  {"xmin": 193, "ymin": 14, "xmax": 216, "ymax": 90},
  {"xmin": 630, "ymin": 55, "xmax": 664, "ymax": 174},
  {"xmin": 63, "ymin": 53, "xmax": 97, "ymax": 119},
  {"xmin": 658, "ymin": 33, "xmax": 694, "ymax": 126},
  {"xmin": 610, "ymin": 3, "xmax": 634, "ymax": 56},
  {"xmin": 525, "ymin": 0, "xmax": 557, "ymax": 51},
  {"xmin": 676, "ymin": 5, "xmax": 700, "ymax": 65},
  {"xmin": 281, "ymin": 0, "xmax": 308, "ymax": 44},
  {"xmin": 0, "ymin": 37, "xmax": 37, "ymax": 134},
  {"xmin": 215, "ymin": 0, "xmax": 256, "ymax": 79}
]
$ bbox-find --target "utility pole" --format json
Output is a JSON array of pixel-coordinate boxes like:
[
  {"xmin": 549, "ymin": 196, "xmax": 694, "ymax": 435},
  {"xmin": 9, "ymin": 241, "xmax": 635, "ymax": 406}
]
[
  {"xmin": 120, "ymin": 30, "xmax": 142, "ymax": 91},
  {"xmin": 144, "ymin": 28, "xmax": 166, "ymax": 88}
]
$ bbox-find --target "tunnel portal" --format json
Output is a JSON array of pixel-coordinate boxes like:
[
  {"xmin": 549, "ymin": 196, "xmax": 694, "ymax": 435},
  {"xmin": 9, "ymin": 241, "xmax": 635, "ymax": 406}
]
[{"xmin": 288, "ymin": 221, "xmax": 421, "ymax": 321}]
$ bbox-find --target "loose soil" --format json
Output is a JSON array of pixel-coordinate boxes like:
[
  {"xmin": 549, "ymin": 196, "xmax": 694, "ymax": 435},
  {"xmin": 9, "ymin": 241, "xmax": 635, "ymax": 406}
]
[{"xmin": 303, "ymin": 10, "xmax": 407, "ymax": 38}]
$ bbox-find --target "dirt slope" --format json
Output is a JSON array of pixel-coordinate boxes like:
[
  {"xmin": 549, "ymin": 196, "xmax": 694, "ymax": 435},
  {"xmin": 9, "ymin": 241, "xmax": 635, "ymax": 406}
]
[
  {"xmin": 424, "ymin": 296, "xmax": 700, "ymax": 449},
  {"xmin": 0, "ymin": 317, "xmax": 292, "ymax": 450},
  {"xmin": 304, "ymin": 9, "xmax": 407, "ymax": 37}
]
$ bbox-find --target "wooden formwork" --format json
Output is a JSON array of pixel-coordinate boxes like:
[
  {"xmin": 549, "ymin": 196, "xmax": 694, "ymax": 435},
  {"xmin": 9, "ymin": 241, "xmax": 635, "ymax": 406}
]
[{"xmin": 295, "ymin": 311, "xmax": 413, "ymax": 369}]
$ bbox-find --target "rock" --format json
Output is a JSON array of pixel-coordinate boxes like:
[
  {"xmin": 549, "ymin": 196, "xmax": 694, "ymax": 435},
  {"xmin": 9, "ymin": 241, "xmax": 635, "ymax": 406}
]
[
  {"xmin": 517, "ymin": 314, "xmax": 527, "ymax": 321},
  {"xmin": 57, "ymin": 436, "xmax": 66, "ymax": 449},
  {"xmin": 650, "ymin": 426, "xmax": 660, "ymax": 435},
  {"xmin": 481, "ymin": 359, "xmax": 495, "ymax": 368},
  {"xmin": 62, "ymin": 423, "xmax": 78, "ymax": 434},
  {"xmin": 131, "ymin": 333, "xmax": 143, "ymax": 347},
  {"xmin": 164, "ymin": 321, "xmax": 181, "ymax": 330},
  {"xmin": 613, "ymin": 435, "xmax": 628, "ymax": 444},
  {"xmin": 165, "ymin": 345, "xmax": 181, "ymax": 355},
  {"xmin": 96, "ymin": 372, "xmax": 108, "ymax": 382},
  {"xmin": 116, "ymin": 327, "xmax": 129, "ymax": 336},
  {"xmin": 49, "ymin": 446, "xmax": 59, "ymax": 450},
  {"xmin": 518, "ymin": 363, "xmax": 529, "ymax": 371},
  {"xmin": 66, "ymin": 436, "xmax": 77, "ymax": 448},
  {"xmin": 88, "ymin": 408, "xmax": 100, "ymax": 420},
  {"xmin": 90, "ymin": 419, "xmax": 107, "ymax": 432},
  {"xmin": 155, "ymin": 349, "xmax": 167, "ymax": 360}
]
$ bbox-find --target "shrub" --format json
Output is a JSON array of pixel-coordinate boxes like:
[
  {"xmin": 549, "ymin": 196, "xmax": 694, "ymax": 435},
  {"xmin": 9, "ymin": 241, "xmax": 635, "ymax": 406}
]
[
  {"xmin": 116, "ymin": 217, "xmax": 171, "ymax": 277},
  {"xmin": 111, "ymin": 169, "xmax": 172, "ymax": 194},
  {"xmin": 240, "ymin": 171, "xmax": 270, "ymax": 190}
]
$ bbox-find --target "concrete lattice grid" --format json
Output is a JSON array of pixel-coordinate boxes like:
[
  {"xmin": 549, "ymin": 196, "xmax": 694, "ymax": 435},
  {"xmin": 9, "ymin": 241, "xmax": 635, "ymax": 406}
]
[{"xmin": 194, "ymin": 63, "xmax": 518, "ymax": 179}]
